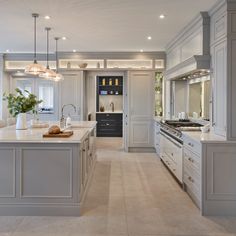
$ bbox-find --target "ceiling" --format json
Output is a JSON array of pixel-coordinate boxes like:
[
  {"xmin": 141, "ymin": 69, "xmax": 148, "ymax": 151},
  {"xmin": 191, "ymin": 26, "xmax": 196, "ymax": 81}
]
[{"xmin": 0, "ymin": 0, "xmax": 218, "ymax": 53}]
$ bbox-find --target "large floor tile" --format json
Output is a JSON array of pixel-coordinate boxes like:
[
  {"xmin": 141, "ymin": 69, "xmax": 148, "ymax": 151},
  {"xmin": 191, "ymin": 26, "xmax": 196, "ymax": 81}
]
[{"xmin": 0, "ymin": 216, "xmax": 24, "ymax": 234}]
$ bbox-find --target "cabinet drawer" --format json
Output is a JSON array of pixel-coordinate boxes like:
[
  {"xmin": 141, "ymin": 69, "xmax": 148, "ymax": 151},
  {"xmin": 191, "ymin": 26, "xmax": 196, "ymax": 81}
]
[
  {"xmin": 96, "ymin": 113, "xmax": 123, "ymax": 137},
  {"xmin": 183, "ymin": 148, "xmax": 200, "ymax": 174},
  {"xmin": 184, "ymin": 164, "xmax": 200, "ymax": 202},
  {"xmin": 96, "ymin": 113, "xmax": 122, "ymax": 121},
  {"xmin": 183, "ymin": 136, "xmax": 201, "ymax": 156}
]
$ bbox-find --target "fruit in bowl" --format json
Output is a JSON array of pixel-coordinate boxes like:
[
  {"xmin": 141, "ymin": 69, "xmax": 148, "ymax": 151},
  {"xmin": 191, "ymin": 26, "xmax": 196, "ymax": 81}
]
[{"xmin": 78, "ymin": 63, "xmax": 88, "ymax": 68}]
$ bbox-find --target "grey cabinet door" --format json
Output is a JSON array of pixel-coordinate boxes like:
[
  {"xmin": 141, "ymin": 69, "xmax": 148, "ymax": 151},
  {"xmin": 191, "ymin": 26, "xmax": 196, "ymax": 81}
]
[
  {"xmin": 211, "ymin": 40, "xmax": 227, "ymax": 137},
  {"xmin": 59, "ymin": 72, "xmax": 84, "ymax": 121},
  {"xmin": 128, "ymin": 71, "xmax": 154, "ymax": 147}
]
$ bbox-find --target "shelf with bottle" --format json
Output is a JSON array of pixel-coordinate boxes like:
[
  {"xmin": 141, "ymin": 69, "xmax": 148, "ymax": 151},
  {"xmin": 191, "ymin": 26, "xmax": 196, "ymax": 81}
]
[
  {"xmin": 99, "ymin": 90, "xmax": 123, "ymax": 95},
  {"xmin": 99, "ymin": 77, "xmax": 123, "ymax": 86}
]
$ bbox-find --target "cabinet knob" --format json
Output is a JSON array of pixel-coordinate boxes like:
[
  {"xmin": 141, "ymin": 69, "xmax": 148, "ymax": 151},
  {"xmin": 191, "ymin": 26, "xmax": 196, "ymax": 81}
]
[
  {"xmin": 188, "ymin": 176, "xmax": 194, "ymax": 183},
  {"xmin": 106, "ymin": 123, "xmax": 110, "ymax": 126},
  {"xmin": 188, "ymin": 142, "xmax": 194, "ymax": 147}
]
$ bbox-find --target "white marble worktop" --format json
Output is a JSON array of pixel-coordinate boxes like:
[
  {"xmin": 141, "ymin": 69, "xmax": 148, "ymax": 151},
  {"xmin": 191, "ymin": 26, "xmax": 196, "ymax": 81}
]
[
  {"xmin": 182, "ymin": 131, "xmax": 228, "ymax": 143},
  {"xmin": 0, "ymin": 121, "xmax": 97, "ymax": 144}
]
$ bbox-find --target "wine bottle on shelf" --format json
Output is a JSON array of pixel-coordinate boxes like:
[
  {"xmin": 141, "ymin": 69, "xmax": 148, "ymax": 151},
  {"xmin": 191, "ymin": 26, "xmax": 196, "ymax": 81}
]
[
  {"xmin": 109, "ymin": 78, "xmax": 112, "ymax": 85},
  {"xmin": 102, "ymin": 78, "xmax": 106, "ymax": 86},
  {"xmin": 115, "ymin": 78, "xmax": 119, "ymax": 86}
]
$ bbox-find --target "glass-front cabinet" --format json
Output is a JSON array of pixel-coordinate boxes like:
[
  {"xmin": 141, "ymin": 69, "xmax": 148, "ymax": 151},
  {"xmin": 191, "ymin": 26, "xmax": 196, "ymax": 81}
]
[
  {"xmin": 154, "ymin": 72, "xmax": 163, "ymax": 117},
  {"xmin": 11, "ymin": 77, "xmax": 58, "ymax": 121}
]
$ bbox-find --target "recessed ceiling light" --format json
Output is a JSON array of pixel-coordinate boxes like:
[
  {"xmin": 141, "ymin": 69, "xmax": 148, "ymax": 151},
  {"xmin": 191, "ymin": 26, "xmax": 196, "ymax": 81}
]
[
  {"xmin": 140, "ymin": 49, "xmax": 144, "ymax": 53},
  {"xmin": 73, "ymin": 49, "xmax": 77, "ymax": 53},
  {"xmin": 147, "ymin": 36, "xmax": 152, "ymax": 40},
  {"xmin": 159, "ymin": 14, "xmax": 165, "ymax": 19},
  {"xmin": 44, "ymin": 15, "xmax": 51, "ymax": 20},
  {"xmin": 62, "ymin": 36, "xmax": 67, "ymax": 40}
]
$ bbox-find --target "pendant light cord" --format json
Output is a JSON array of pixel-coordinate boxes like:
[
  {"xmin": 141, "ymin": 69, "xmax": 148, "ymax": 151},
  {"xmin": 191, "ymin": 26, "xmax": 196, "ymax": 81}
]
[
  {"xmin": 34, "ymin": 15, "xmax": 36, "ymax": 61},
  {"xmin": 55, "ymin": 37, "xmax": 59, "ymax": 73},
  {"xmin": 32, "ymin": 13, "xmax": 39, "ymax": 63},
  {"xmin": 47, "ymin": 28, "xmax": 49, "ymax": 68}
]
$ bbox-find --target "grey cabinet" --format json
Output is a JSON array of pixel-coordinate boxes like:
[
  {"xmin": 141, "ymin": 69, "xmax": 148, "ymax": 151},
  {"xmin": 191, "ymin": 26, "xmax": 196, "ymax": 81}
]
[
  {"xmin": 211, "ymin": 40, "xmax": 227, "ymax": 136},
  {"xmin": 59, "ymin": 72, "xmax": 84, "ymax": 121},
  {"xmin": 209, "ymin": 1, "xmax": 236, "ymax": 140},
  {"xmin": 127, "ymin": 71, "xmax": 154, "ymax": 149}
]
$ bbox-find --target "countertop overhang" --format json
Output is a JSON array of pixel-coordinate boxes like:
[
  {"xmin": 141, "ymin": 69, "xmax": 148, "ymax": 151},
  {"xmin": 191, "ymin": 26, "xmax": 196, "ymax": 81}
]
[{"xmin": 0, "ymin": 121, "xmax": 97, "ymax": 144}]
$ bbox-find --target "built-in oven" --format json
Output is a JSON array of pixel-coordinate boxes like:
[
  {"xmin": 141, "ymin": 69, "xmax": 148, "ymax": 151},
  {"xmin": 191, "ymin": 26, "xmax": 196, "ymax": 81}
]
[{"xmin": 160, "ymin": 129, "xmax": 183, "ymax": 183}]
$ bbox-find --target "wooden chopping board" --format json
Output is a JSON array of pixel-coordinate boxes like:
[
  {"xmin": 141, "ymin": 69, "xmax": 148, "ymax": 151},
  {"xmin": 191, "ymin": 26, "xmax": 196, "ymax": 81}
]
[{"xmin": 43, "ymin": 131, "xmax": 74, "ymax": 138}]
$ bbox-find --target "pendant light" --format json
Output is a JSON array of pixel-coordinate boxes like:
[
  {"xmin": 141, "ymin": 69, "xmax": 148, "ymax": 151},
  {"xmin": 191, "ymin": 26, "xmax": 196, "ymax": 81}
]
[
  {"xmin": 53, "ymin": 37, "xmax": 64, "ymax": 82},
  {"xmin": 25, "ymin": 13, "xmax": 46, "ymax": 75},
  {"xmin": 39, "ymin": 27, "xmax": 57, "ymax": 80}
]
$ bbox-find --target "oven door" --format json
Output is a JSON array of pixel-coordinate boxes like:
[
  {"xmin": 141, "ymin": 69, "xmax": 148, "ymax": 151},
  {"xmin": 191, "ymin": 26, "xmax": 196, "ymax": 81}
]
[{"xmin": 160, "ymin": 131, "xmax": 183, "ymax": 182}]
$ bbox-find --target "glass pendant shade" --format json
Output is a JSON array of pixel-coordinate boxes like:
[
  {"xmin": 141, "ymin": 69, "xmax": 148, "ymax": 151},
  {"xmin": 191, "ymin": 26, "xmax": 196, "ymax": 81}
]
[
  {"xmin": 25, "ymin": 60, "xmax": 46, "ymax": 75},
  {"xmin": 54, "ymin": 73, "xmax": 64, "ymax": 82},
  {"xmin": 25, "ymin": 13, "xmax": 46, "ymax": 75},
  {"xmin": 39, "ymin": 66, "xmax": 57, "ymax": 80}
]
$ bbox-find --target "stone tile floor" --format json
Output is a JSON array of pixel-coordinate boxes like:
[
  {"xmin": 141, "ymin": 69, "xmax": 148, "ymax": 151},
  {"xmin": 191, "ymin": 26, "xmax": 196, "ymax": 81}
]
[{"xmin": 1, "ymin": 137, "xmax": 236, "ymax": 236}]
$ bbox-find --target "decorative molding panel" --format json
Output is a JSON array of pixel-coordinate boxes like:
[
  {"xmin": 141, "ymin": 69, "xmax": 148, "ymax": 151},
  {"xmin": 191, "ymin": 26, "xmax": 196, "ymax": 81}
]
[
  {"xmin": 0, "ymin": 148, "xmax": 16, "ymax": 198},
  {"xmin": 207, "ymin": 148, "xmax": 236, "ymax": 201},
  {"xmin": 20, "ymin": 148, "xmax": 73, "ymax": 198}
]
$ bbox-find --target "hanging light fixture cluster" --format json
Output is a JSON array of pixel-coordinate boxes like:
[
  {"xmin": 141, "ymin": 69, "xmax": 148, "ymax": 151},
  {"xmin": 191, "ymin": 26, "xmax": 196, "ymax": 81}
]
[{"xmin": 25, "ymin": 13, "xmax": 64, "ymax": 82}]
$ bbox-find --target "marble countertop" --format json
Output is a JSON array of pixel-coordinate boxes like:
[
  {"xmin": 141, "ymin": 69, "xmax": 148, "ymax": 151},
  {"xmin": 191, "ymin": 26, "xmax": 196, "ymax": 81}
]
[
  {"xmin": 182, "ymin": 131, "xmax": 229, "ymax": 143},
  {"xmin": 0, "ymin": 121, "xmax": 97, "ymax": 144}
]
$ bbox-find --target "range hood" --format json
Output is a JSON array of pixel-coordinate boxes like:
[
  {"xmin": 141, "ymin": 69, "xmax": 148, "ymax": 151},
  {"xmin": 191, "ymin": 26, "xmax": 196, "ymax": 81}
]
[
  {"xmin": 165, "ymin": 12, "xmax": 211, "ymax": 81},
  {"xmin": 165, "ymin": 55, "xmax": 210, "ymax": 80}
]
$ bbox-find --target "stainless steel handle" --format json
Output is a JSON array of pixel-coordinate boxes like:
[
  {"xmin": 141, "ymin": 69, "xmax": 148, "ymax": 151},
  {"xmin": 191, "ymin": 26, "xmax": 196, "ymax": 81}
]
[
  {"xmin": 188, "ymin": 176, "xmax": 194, "ymax": 183},
  {"xmin": 160, "ymin": 131, "xmax": 182, "ymax": 148},
  {"xmin": 188, "ymin": 142, "xmax": 194, "ymax": 147}
]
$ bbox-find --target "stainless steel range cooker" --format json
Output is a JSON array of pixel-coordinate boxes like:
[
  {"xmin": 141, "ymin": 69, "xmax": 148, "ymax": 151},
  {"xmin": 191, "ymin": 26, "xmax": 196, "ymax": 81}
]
[{"xmin": 159, "ymin": 120, "xmax": 203, "ymax": 183}]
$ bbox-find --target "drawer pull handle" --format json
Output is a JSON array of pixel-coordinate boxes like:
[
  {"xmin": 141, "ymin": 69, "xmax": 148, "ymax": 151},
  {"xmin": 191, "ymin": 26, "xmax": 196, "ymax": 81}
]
[
  {"xmin": 188, "ymin": 142, "xmax": 194, "ymax": 147},
  {"xmin": 106, "ymin": 123, "xmax": 110, "ymax": 126},
  {"xmin": 188, "ymin": 176, "xmax": 194, "ymax": 183},
  {"xmin": 188, "ymin": 157, "xmax": 194, "ymax": 163}
]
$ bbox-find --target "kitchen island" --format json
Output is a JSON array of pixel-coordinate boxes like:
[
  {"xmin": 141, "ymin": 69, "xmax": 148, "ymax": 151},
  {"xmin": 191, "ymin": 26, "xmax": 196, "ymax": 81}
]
[{"xmin": 0, "ymin": 121, "xmax": 97, "ymax": 216}]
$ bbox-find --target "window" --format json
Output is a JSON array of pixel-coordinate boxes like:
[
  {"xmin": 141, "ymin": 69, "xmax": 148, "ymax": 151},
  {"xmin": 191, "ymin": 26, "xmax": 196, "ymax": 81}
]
[{"xmin": 38, "ymin": 81, "xmax": 54, "ymax": 113}]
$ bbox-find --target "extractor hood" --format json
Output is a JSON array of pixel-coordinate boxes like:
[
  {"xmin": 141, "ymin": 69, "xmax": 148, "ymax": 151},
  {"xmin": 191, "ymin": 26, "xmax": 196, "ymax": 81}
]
[
  {"xmin": 165, "ymin": 55, "xmax": 210, "ymax": 80},
  {"xmin": 164, "ymin": 12, "xmax": 211, "ymax": 81}
]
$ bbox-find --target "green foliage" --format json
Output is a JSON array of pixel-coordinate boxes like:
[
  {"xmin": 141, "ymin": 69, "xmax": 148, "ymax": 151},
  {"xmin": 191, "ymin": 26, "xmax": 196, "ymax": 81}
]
[{"xmin": 3, "ymin": 88, "xmax": 42, "ymax": 117}]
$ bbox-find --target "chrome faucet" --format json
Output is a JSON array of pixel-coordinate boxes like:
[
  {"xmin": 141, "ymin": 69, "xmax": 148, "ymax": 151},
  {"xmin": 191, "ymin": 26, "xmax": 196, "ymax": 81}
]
[
  {"xmin": 60, "ymin": 104, "xmax": 76, "ymax": 129},
  {"xmin": 110, "ymin": 102, "xmax": 114, "ymax": 112}
]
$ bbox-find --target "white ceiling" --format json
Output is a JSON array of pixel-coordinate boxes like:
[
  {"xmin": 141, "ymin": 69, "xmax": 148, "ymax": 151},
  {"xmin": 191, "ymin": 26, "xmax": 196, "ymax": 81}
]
[{"xmin": 0, "ymin": 0, "xmax": 218, "ymax": 53}]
